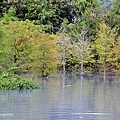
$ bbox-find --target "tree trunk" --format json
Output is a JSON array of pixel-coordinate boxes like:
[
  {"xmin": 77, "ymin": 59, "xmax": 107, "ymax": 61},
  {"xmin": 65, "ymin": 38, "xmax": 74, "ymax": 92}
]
[
  {"xmin": 80, "ymin": 30, "xmax": 85, "ymax": 76},
  {"xmin": 80, "ymin": 39, "xmax": 84, "ymax": 76},
  {"xmin": 103, "ymin": 60, "xmax": 106, "ymax": 82},
  {"xmin": 61, "ymin": 32, "xmax": 66, "ymax": 76}
]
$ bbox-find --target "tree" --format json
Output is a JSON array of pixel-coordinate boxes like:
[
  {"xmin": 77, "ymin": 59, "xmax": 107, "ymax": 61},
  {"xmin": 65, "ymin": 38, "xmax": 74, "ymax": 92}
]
[
  {"xmin": 0, "ymin": 0, "xmax": 100, "ymax": 33},
  {"xmin": 1, "ymin": 20, "xmax": 43, "ymax": 74},
  {"xmin": 0, "ymin": 22, "xmax": 4, "ymax": 72},
  {"xmin": 22, "ymin": 0, "xmax": 55, "ymax": 32},
  {"xmin": 28, "ymin": 33, "xmax": 59, "ymax": 77},
  {"xmin": 93, "ymin": 22, "xmax": 117, "ymax": 79},
  {"xmin": 51, "ymin": 0, "xmax": 99, "ymax": 32},
  {"xmin": 113, "ymin": 36, "xmax": 120, "ymax": 71},
  {"xmin": 68, "ymin": 21, "xmax": 94, "ymax": 76},
  {"xmin": 0, "ymin": 22, "xmax": 3, "ymax": 39},
  {"xmin": 107, "ymin": 0, "xmax": 120, "ymax": 34},
  {"xmin": 2, "ymin": 18, "xmax": 59, "ymax": 76},
  {"xmin": 57, "ymin": 19, "xmax": 70, "ymax": 74}
]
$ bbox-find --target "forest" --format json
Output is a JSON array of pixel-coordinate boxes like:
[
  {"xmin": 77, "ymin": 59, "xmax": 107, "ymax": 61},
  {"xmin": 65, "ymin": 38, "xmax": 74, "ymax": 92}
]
[{"xmin": 0, "ymin": 0, "xmax": 120, "ymax": 89}]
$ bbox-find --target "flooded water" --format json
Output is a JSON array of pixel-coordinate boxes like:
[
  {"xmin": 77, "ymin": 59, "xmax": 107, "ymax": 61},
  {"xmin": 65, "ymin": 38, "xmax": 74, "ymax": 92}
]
[{"xmin": 0, "ymin": 74, "xmax": 120, "ymax": 120}]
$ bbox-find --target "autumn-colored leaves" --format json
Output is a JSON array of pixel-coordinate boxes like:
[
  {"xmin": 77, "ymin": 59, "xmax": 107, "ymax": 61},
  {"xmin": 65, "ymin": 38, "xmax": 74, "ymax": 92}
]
[{"xmin": 0, "ymin": 20, "xmax": 59, "ymax": 76}]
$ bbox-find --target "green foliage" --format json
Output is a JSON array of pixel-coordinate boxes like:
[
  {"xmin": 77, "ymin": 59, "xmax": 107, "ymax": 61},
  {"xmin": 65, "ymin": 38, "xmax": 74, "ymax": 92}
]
[
  {"xmin": 28, "ymin": 33, "xmax": 59, "ymax": 76},
  {"xmin": 1, "ymin": 18, "xmax": 59, "ymax": 77},
  {"xmin": 113, "ymin": 37, "xmax": 120, "ymax": 71},
  {"xmin": 65, "ymin": 19, "xmax": 96, "ymax": 73},
  {"xmin": 0, "ymin": 75, "xmax": 40, "ymax": 90},
  {"xmin": 93, "ymin": 22, "xmax": 117, "ymax": 72},
  {"xmin": 0, "ymin": 7, "xmax": 18, "ymax": 24},
  {"xmin": 0, "ymin": 23, "xmax": 3, "ymax": 39},
  {"xmin": 50, "ymin": 0, "xmax": 99, "ymax": 32},
  {"xmin": 1, "ymin": 20, "xmax": 43, "ymax": 74},
  {"xmin": 72, "ymin": 0, "xmax": 99, "ymax": 16},
  {"xmin": 107, "ymin": 0, "xmax": 120, "ymax": 34},
  {"xmin": 0, "ymin": 0, "xmax": 120, "ymax": 74},
  {"xmin": 23, "ymin": 0, "xmax": 55, "ymax": 32},
  {"xmin": 0, "ymin": 23, "xmax": 5, "ymax": 66},
  {"xmin": 81, "ymin": 5, "xmax": 103, "ymax": 38},
  {"xmin": 0, "ymin": 65, "xmax": 40, "ymax": 90},
  {"xmin": 0, "ymin": 0, "xmax": 100, "ymax": 33},
  {"xmin": 0, "ymin": 0, "xmax": 3, "ymax": 17}
]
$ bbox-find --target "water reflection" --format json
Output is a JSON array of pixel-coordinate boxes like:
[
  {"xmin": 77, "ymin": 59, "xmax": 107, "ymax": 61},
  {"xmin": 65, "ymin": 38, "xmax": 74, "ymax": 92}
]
[{"xmin": 0, "ymin": 74, "xmax": 120, "ymax": 120}]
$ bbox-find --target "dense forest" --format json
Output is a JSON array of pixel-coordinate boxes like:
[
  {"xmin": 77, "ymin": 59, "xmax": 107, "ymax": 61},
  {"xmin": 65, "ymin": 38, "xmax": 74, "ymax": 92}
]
[{"xmin": 0, "ymin": 0, "xmax": 120, "ymax": 85}]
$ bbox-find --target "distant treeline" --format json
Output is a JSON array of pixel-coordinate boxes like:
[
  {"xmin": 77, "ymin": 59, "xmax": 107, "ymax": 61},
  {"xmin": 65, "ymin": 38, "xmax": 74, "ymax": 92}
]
[{"xmin": 0, "ymin": 0, "xmax": 120, "ymax": 77}]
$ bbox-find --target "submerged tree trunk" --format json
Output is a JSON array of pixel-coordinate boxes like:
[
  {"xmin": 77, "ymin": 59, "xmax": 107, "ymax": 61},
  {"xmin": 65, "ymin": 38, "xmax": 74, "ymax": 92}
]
[
  {"xmin": 80, "ymin": 63, "xmax": 84, "ymax": 76},
  {"xmin": 80, "ymin": 48, "xmax": 84, "ymax": 76},
  {"xmin": 104, "ymin": 65, "xmax": 106, "ymax": 81},
  {"xmin": 103, "ymin": 57, "xmax": 106, "ymax": 81},
  {"xmin": 41, "ymin": 51, "xmax": 45, "ymax": 78},
  {"xmin": 60, "ymin": 32, "xmax": 66, "ymax": 87},
  {"xmin": 80, "ymin": 31, "xmax": 85, "ymax": 76},
  {"xmin": 77, "ymin": 29, "xmax": 86, "ymax": 77},
  {"xmin": 61, "ymin": 32, "xmax": 66, "ymax": 77}
]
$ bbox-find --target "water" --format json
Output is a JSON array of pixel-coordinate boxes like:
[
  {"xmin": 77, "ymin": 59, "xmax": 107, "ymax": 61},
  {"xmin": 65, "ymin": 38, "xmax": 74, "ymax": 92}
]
[{"xmin": 0, "ymin": 74, "xmax": 120, "ymax": 120}]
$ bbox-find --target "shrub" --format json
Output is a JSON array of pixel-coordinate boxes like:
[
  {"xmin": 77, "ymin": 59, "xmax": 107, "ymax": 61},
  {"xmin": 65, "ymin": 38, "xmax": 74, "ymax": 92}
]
[{"xmin": 0, "ymin": 73, "xmax": 40, "ymax": 90}]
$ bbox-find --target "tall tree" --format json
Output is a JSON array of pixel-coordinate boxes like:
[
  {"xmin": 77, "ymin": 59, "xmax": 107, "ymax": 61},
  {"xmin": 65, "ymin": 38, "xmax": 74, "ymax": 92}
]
[
  {"xmin": 58, "ymin": 19, "xmax": 70, "ymax": 75},
  {"xmin": 0, "ymin": 22, "xmax": 4, "ymax": 72},
  {"xmin": 68, "ymin": 21, "xmax": 94, "ymax": 76},
  {"xmin": 28, "ymin": 33, "xmax": 59, "ymax": 77},
  {"xmin": 93, "ymin": 22, "xmax": 117, "ymax": 79},
  {"xmin": 1, "ymin": 20, "xmax": 43, "ymax": 74}
]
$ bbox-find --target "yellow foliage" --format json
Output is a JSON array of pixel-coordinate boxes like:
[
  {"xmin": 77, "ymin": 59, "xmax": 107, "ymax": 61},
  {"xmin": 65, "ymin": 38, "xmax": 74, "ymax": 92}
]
[
  {"xmin": 28, "ymin": 33, "xmax": 60, "ymax": 76},
  {"xmin": 93, "ymin": 22, "xmax": 117, "ymax": 71},
  {"xmin": 3, "ymin": 20, "xmax": 59, "ymax": 76}
]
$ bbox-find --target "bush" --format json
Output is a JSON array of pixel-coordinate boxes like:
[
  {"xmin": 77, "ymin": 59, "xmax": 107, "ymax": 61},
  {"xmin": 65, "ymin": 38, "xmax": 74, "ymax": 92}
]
[{"xmin": 0, "ymin": 74, "xmax": 40, "ymax": 90}]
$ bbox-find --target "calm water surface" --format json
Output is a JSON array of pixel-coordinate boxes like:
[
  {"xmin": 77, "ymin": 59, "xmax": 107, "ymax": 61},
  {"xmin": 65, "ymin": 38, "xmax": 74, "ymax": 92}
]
[{"xmin": 0, "ymin": 74, "xmax": 120, "ymax": 120}]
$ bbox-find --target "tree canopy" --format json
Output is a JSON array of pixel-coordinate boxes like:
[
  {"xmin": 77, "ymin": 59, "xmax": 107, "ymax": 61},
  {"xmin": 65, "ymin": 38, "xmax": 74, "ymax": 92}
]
[{"xmin": 0, "ymin": 0, "xmax": 120, "ymax": 77}]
